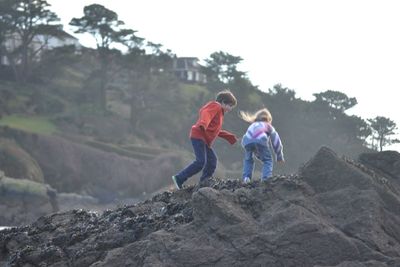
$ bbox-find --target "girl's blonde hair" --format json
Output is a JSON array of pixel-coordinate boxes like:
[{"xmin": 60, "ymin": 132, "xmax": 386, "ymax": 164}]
[{"xmin": 239, "ymin": 108, "xmax": 272, "ymax": 123}]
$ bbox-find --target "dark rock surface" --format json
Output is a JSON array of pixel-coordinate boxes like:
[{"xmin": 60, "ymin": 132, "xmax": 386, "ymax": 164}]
[{"xmin": 1, "ymin": 146, "xmax": 400, "ymax": 266}]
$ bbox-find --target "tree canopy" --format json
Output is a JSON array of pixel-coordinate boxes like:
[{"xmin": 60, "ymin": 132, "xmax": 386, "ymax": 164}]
[
  {"xmin": 268, "ymin": 84, "xmax": 296, "ymax": 101},
  {"xmin": 0, "ymin": 0, "xmax": 61, "ymax": 82},
  {"xmin": 313, "ymin": 90, "xmax": 357, "ymax": 112},
  {"xmin": 69, "ymin": 4, "xmax": 136, "ymax": 112},
  {"xmin": 204, "ymin": 51, "xmax": 246, "ymax": 83},
  {"xmin": 69, "ymin": 4, "xmax": 135, "ymax": 50},
  {"xmin": 368, "ymin": 116, "xmax": 400, "ymax": 151}
]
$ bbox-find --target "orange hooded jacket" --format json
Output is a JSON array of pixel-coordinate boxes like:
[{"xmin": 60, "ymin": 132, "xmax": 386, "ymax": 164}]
[{"xmin": 190, "ymin": 101, "xmax": 237, "ymax": 146}]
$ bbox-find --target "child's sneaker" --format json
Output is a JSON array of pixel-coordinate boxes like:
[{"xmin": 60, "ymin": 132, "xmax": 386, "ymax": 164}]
[
  {"xmin": 172, "ymin": 175, "xmax": 182, "ymax": 190},
  {"xmin": 243, "ymin": 177, "xmax": 251, "ymax": 184}
]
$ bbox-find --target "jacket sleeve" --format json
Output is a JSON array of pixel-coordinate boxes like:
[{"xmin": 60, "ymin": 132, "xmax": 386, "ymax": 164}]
[
  {"xmin": 197, "ymin": 102, "xmax": 220, "ymax": 130},
  {"xmin": 268, "ymin": 125, "xmax": 284, "ymax": 161},
  {"xmin": 218, "ymin": 130, "xmax": 237, "ymax": 144}
]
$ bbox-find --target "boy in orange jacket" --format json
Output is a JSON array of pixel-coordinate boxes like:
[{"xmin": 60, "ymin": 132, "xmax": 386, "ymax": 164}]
[{"xmin": 172, "ymin": 90, "xmax": 238, "ymax": 189}]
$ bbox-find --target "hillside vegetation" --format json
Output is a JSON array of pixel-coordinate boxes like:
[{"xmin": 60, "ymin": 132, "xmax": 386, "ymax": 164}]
[
  {"xmin": 1, "ymin": 0, "xmax": 398, "ymax": 185},
  {"xmin": 0, "ymin": 45, "xmax": 377, "ymax": 178},
  {"xmin": 0, "ymin": 115, "xmax": 57, "ymax": 134}
]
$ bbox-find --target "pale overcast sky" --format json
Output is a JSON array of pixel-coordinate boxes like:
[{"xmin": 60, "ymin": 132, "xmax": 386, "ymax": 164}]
[{"xmin": 48, "ymin": 0, "xmax": 400, "ymax": 151}]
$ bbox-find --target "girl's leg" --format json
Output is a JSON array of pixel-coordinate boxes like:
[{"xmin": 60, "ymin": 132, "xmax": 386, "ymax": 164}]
[
  {"xmin": 199, "ymin": 145, "xmax": 217, "ymax": 181},
  {"xmin": 242, "ymin": 144, "xmax": 255, "ymax": 180},
  {"xmin": 255, "ymin": 144, "xmax": 273, "ymax": 180},
  {"xmin": 175, "ymin": 139, "xmax": 206, "ymax": 184}
]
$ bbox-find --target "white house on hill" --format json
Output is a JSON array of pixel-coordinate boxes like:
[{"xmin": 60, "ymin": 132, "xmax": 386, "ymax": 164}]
[
  {"xmin": 1, "ymin": 31, "xmax": 81, "ymax": 65},
  {"xmin": 173, "ymin": 57, "xmax": 207, "ymax": 84}
]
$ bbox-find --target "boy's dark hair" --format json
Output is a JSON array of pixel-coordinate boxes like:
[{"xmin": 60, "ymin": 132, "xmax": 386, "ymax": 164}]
[{"xmin": 216, "ymin": 90, "xmax": 237, "ymax": 106}]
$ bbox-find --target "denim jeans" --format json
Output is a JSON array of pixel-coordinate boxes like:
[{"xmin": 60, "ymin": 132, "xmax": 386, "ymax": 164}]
[
  {"xmin": 242, "ymin": 143, "xmax": 273, "ymax": 180},
  {"xmin": 175, "ymin": 138, "xmax": 217, "ymax": 184}
]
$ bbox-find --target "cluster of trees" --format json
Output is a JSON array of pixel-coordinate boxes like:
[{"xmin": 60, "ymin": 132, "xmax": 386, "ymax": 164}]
[
  {"xmin": 0, "ymin": 0, "xmax": 174, "ymax": 110},
  {"xmin": 1, "ymin": 0, "xmax": 399, "ymax": 153},
  {"xmin": 201, "ymin": 53, "xmax": 399, "ymax": 153},
  {"xmin": 312, "ymin": 90, "xmax": 399, "ymax": 151}
]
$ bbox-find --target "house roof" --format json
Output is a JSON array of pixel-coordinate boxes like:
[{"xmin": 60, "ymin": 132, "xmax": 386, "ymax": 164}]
[
  {"xmin": 57, "ymin": 31, "xmax": 79, "ymax": 40},
  {"xmin": 176, "ymin": 57, "xmax": 199, "ymax": 60}
]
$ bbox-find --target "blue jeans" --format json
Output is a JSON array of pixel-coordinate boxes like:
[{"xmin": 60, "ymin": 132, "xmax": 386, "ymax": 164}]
[
  {"xmin": 175, "ymin": 138, "xmax": 217, "ymax": 185},
  {"xmin": 242, "ymin": 143, "xmax": 273, "ymax": 180}
]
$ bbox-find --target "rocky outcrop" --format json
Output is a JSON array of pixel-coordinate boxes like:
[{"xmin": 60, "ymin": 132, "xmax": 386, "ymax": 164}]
[
  {"xmin": 1, "ymin": 147, "xmax": 400, "ymax": 266},
  {"xmin": 0, "ymin": 171, "xmax": 57, "ymax": 226},
  {"xmin": 0, "ymin": 170, "xmax": 121, "ymax": 226},
  {"xmin": 0, "ymin": 138, "xmax": 44, "ymax": 183},
  {"xmin": 359, "ymin": 150, "xmax": 400, "ymax": 188}
]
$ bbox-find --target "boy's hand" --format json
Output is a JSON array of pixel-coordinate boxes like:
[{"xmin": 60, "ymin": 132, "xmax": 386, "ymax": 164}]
[
  {"xmin": 226, "ymin": 135, "xmax": 238, "ymax": 145},
  {"xmin": 277, "ymin": 160, "xmax": 285, "ymax": 164}
]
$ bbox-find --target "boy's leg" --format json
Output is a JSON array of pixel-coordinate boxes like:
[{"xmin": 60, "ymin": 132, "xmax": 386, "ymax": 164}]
[
  {"xmin": 199, "ymin": 145, "xmax": 217, "ymax": 181},
  {"xmin": 175, "ymin": 139, "xmax": 206, "ymax": 185},
  {"xmin": 242, "ymin": 144, "xmax": 255, "ymax": 181},
  {"xmin": 255, "ymin": 144, "xmax": 273, "ymax": 180}
]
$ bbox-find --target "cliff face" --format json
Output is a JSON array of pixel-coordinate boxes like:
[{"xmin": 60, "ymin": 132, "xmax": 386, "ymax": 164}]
[
  {"xmin": 0, "ymin": 171, "xmax": 57, "ymax": 226},
  {"xmin": 0, "ymin": 127, "xmax": 182, "ymax": 201},
  {"xmin": 0, "ymin": 138, "xmax": 44, "ymax": 183},
  {"xmin": 1, "ymin": 147, "xmax": 400, "ymax": 266}
]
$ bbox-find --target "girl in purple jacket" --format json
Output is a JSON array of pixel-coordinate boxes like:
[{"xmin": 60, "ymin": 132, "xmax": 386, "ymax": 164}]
[{"xmin": 239, "ymin": 108, "xmax": 285, "ymax": 183}]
